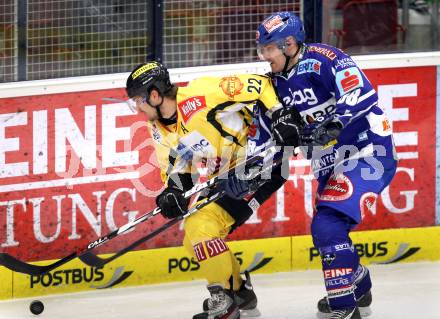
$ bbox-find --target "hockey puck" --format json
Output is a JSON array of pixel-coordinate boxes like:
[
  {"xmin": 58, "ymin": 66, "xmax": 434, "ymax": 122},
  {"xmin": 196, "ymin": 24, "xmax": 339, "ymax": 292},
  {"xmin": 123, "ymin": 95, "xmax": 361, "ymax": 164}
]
[{"xmin": 30, "ymin": 300, "xmax": 44, "ymax": 315}]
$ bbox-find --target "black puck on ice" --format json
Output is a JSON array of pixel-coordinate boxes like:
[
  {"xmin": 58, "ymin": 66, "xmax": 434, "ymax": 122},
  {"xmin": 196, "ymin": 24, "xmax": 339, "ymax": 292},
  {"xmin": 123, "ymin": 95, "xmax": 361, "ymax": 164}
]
[{"xmin": 30, "ymin": 300, "xmax": 44, "ymax": 315}]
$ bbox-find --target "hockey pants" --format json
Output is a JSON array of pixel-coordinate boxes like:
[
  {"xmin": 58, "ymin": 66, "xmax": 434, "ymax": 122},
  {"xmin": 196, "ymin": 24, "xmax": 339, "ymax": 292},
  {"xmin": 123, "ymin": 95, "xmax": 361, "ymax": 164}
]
[{"xmin": 183, "ymin": 201, "xmax": 242, "ymax": 291}]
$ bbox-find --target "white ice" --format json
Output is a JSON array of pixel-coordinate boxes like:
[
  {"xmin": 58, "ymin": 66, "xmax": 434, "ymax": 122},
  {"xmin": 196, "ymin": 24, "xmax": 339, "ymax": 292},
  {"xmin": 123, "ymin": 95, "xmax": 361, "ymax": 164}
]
[{"xmin": 0, "ymin": 261, "xmax": 439, "ymax": 319}]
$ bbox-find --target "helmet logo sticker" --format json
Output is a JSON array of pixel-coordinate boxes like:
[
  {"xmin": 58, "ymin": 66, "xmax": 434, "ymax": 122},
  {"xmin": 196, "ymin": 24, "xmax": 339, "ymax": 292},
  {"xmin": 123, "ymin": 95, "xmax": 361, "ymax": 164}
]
[
  {"xmin": 132, "ymin": 62, "xmax": 158, "ymax": 79},
  {"xmin": 219, "ymin": 76, "xmax": 244, "ymax": 99},
  {"xmin": 263, "ymin": 15, "xmax": 284, "ymax": 33}
]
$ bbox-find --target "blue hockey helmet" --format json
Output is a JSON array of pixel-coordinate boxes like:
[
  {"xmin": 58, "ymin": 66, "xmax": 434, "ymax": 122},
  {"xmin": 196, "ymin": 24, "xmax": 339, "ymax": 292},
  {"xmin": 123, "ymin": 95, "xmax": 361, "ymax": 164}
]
[{"xmin": 256, "ymin": 12, "xmax": 305, "ymax": 46}]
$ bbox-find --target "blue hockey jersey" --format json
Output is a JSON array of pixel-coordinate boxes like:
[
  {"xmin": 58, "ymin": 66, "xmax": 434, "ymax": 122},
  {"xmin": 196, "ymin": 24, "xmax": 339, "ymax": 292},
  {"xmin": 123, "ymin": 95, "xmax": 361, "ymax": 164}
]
[{"xmin": 272, "ymin": 43, "xmax": 397, "ymax": 181}]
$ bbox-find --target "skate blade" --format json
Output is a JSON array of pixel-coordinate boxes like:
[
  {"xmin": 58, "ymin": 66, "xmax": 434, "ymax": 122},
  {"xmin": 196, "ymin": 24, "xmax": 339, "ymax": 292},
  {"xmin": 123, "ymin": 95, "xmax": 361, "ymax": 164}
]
[
  {"xmin": 316, "ymin": 312, "xmax": 330, "ymax": 319},
  {"xmin": 360, "ymin": 306, "xmax": 372, "ymax": 317},
  {"xmin": 316, "ymin": 306, "xmax": 372, "ymax": 319},
  {"xmin": 240, "ymin": 307, "xmax": 261, "ymax": 317}
]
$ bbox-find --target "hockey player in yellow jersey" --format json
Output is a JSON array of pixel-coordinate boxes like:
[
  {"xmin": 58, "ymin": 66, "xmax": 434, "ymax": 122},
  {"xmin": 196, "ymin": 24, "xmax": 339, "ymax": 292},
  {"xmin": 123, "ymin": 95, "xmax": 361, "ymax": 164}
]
[{"xmin": 126, "ymin": 62, "xmax": 290, "ymax": 319}]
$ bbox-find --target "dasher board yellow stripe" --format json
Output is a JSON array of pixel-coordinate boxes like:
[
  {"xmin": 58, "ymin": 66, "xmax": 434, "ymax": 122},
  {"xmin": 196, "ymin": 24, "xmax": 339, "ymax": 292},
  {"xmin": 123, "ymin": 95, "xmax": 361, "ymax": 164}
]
[{"xmin": 1, "ymin": 226, "xmax": 438, "ymax": 299}]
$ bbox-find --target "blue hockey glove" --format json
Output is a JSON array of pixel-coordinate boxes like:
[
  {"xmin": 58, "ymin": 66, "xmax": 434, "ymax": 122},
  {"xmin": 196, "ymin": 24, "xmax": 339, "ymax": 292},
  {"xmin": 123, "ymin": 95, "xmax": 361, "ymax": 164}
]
[
  {"xmin": 301, "ymin": 115, "xmax": 344, "ymax": 146},
  {"xmin": 156, "ymin": 186, "xmax": 189, "ymax": 219},
  {"xmin": 270, "ymin": 107, "xmax": 303, "ymax": 147}
]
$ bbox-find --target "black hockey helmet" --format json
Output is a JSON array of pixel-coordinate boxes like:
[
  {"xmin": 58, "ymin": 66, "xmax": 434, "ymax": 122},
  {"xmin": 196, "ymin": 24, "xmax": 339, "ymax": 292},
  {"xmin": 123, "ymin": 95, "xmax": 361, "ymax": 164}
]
[{"xmin": 126, "ymin": 61, "xmax": 172, "ymax": 99}]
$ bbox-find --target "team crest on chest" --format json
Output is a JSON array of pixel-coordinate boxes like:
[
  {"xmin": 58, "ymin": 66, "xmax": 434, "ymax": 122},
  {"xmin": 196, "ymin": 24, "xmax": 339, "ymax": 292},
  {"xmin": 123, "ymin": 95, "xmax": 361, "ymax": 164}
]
[{"xmin": 219, "ymin": 76, "xmax": 244, "ymax": 99}]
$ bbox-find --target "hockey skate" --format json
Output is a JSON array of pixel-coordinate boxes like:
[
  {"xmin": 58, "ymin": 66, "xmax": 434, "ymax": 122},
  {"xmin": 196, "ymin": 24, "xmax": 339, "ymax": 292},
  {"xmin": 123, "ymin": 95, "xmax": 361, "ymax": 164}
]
[
  {"xmin": 203, "ymin": 271, "xmax": 260, "ymax": 317},
  {"xmin": 193, "ymin": 283, "xmax": 240, "ymax": 319},
  {"xmin": 317, "ymin": 290, "xmax": 372, "ymax": 319},
  {"xmin": 327, "ymin": 307, "xmax": 361, "ymax": 319}
]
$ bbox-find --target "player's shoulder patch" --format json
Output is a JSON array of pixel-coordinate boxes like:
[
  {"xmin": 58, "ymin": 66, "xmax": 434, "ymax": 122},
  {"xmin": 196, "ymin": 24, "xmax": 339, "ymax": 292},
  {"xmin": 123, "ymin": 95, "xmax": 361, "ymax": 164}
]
[{"xmin": 335, "ymin": 67, "xmax": 364, "ymax": 96}]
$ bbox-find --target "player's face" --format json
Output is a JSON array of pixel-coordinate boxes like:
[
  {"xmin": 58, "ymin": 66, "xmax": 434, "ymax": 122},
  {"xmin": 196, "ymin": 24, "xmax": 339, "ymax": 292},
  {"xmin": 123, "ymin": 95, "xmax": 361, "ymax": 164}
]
[
  {"xmin": 130, "ymin": 96, "xmax": 159, "ymax": 121},
  {"xmin": 257, "ymin": 42, "xmax": 286, "ymax": 73},
  {"xmin": 257, "ymin": 37, "xmax": 299, "ymax": 73}
]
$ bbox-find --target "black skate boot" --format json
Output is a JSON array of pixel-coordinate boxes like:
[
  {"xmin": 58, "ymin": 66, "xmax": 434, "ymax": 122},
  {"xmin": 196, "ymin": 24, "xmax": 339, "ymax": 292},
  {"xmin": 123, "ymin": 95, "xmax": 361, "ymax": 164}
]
[
  {"xmin": 317, "ymin": 290, "xmax": 372, "ymax": 319},
  {"xmin": 329, "ymin": 307, "xmax": 361, "ymax": 319},
  {"xmin": 203, "ymin": 271, "xmax": 260, "ymax": 317},
  {"xmin": 194, "ymin": 284, "xmax": 240, "ymax": 319}
]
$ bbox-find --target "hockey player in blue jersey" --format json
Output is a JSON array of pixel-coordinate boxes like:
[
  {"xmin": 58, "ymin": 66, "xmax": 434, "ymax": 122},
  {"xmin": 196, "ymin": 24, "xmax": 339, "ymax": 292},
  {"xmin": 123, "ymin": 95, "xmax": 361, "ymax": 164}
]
[{"xmin": 256, "ymin": 12, "xmax": 397, "ymax": 319}]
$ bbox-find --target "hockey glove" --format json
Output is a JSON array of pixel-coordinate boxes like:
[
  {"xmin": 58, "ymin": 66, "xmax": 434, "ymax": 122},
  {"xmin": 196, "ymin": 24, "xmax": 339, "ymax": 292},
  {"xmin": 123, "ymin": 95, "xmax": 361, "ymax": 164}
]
[
  {"xmin": 301, "ymin": 115, "xmax": 344, "ymax": 146},
  {"xmin": 156, "ymin": 186, "xmax": 189, "ymax": 219},
  {"xmin": 271, "ymin": 107, "xmax": 303, "ymax": 147},
  {"xmin": 220, "ymin": 173, "xmax": 262, "ymax": 200}
]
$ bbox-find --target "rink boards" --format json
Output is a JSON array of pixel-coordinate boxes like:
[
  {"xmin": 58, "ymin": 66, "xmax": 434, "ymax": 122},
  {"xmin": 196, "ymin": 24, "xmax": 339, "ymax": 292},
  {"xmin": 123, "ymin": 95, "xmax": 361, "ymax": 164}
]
[{"xmin": 0, "ymin": 225, "xmax": 439, "ymax": 300}]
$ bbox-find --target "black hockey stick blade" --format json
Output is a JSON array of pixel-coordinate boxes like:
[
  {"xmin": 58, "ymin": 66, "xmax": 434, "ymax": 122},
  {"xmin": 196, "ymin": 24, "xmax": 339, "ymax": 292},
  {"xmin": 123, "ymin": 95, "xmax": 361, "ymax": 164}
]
[
  {"xmin": 0, "ymin": 252, "xmax": 77, "ymax": 276},
  {"xmin": 79, "ymin": 217, "xmax": 181, "ymax": 267}
]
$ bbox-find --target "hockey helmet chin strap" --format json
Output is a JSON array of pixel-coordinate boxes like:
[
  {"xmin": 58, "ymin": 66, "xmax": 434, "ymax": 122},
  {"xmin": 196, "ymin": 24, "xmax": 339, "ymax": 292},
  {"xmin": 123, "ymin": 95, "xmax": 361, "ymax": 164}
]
[
  {"xmin": 148, "ymin": 91, "xmax": 177, "ymax": 125},
  {"xmin": 282, "ymin": 42, "xmax": 302, "ymax": 76}
]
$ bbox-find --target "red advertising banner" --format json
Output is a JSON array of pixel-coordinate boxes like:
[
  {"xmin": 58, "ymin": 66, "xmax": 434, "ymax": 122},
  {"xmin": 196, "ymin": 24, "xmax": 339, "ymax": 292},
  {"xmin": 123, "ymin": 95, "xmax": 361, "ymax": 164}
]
[{"xmin": 0, "ymin": 66, "xmax": 437, "ymax": 261}]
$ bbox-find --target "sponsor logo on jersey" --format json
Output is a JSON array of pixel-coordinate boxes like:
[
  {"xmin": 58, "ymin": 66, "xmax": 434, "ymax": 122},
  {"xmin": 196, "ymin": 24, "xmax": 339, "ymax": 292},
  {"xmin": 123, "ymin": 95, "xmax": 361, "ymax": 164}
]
[
  {"xmin": 335, "ymin": 243, "xmax": 354, "ymax": 251},
  {"xmin": 328, "ymin": 285, "xmax": 355, "ymax": 298},
  {"xmin": 308, "ymin": 45, "xmax": 337, "ymax": 60},
  {"xmin": 357, "ymin": 130, "xmax": 368, "ymax": 142},
  {"xmin": 179, "ymin": 131, "xmax": 215, "ymax": 157},
  {"xmin": 360, "ymin": 192, "xmax": 378, "ymax": 218},
  {"xmin": 178, "ymin": 96, "xmax": 207, "ymax": 123},
  {"xmin": 324, "ymin": 268, "xmax": 353, "ymax": 279},
  {"xmin": 283, "ymin": 87, "xmax": 318, "ymax": 106},
  {"xmin": 326, "ymin": 277, "xmax": 350, "ymax": 287},
  {"xmin": 176, "ymin": 142, "xmax": 193, "ymax": 161},
  {"xmin": 297, "ymin": 59, "xmax": 322, "ymax": 75},
  {"xmin": 319, "ymin": 174, "xmax": 353, "ymax": 201},
  {"xmin": 194, "ymin": 242, "xmax": 207, "ymax": 262},
  {"xmin": 205, "ymin": 238, "xmax": 229, "ymax": 258},
  {"xmin": 151, "ymin": 123, "xmax": 162, "ymax": 142},
  {"xmin": 248, "ymin": 122, "xmax": 258, "ymax": 138},
  {"xmin": 190, "ymin": 138, "xmax": 210, "ymax": 152},
  {"xmin": 219, "ymin": 76, "xmax": 244, "ymax": 99},
  {"xmin": 323, "ymin": 253, "xmax": 336, "ymax": 265},
  {"xmin": 263, "ymin": 15, "xmax": 284, "ymax": 33},
  {"xmin": 335, "ymin": 57, "xmax": 357, "ymax": 70},
  {"xmin": 382, "ymin": 118, "xmax": 391, "ymax": 131},
  {"xmin": 336, "ymin": 67, "xmax": 364, "ymax": 95}
]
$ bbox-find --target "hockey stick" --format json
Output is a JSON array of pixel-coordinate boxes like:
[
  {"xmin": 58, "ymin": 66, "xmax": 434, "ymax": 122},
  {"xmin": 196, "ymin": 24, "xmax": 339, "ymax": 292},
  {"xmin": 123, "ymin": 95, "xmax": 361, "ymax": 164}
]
[
  {"xmin": 0, "ymin": 145, "xmax": 280, "ymax": 276},
  {"xmin": 79, "ymin": 190, "xmax": 225, "ymax": 268},
  {"xmin": 78, "ymin": 152, "xmax": 285, "ymax": 267}
]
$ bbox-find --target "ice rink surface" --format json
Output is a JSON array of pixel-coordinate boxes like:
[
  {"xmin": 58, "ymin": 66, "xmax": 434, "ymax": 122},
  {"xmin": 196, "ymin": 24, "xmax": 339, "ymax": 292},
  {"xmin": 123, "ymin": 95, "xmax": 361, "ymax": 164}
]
[{"xmin": 0, "ymin": 261, "xmax": 439, "ymax": 319}]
